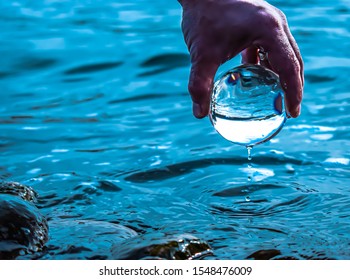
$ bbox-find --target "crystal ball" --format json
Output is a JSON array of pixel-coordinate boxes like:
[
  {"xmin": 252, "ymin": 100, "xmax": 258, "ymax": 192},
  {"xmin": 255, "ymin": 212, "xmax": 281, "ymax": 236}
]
[{"xmin": 210, "ymin": 64, "xmax": 286, "ymax": 147}]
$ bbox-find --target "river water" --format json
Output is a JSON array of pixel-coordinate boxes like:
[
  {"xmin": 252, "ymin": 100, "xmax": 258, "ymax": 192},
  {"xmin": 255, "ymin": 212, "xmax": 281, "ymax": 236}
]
[{"xmin": 0, "ymin": 0, "xmax": 349, "ymax": 259}]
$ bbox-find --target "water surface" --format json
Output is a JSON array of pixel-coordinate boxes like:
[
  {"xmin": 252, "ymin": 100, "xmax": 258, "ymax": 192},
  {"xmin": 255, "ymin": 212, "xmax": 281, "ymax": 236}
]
[{"xmin": 0, "ymin": 0, "xmax": 349, "ymax": 259}]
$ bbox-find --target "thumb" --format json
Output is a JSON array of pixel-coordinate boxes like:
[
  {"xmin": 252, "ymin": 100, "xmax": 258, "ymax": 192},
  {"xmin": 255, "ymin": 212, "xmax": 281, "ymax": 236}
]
[{"xmin": 188, "ymin": 59, "xmax": 220, "ymax": 118}]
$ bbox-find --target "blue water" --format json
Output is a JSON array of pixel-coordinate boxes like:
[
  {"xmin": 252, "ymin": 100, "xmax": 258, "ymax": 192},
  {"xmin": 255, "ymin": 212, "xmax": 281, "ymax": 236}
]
[{"xmin": 0, "ymin": 0, "xmax": 349, "ymax": 259}]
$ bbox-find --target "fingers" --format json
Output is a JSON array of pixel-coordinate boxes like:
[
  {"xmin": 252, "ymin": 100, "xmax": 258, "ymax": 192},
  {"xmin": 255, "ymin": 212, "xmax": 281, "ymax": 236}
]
[
  {"xmin": 188, "ymin": 59, "xmax": 220, "ymax": 118},
  {"xmin": 265, "ymin": 36, "xmax": 303, "ymax": 118},
  {"xmin": 258, "ymin": 49, "xmax": 273, "ymax": 70},
  {"xmin": 283, "ymin": 24, "xmax": 304, "ymax": 87},
  {"xmin": 241, "ymin": 47, "xmax": 259, "ymax": 64},
  {"xmin": 241, "ymin": 47, "xmax": 274, "ymax": 71}
]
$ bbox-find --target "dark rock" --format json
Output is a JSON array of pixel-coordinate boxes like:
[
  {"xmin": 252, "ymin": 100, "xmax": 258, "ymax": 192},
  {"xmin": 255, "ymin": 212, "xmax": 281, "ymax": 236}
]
[
  {"xmin": 112, "ymin": 233, "xmax": 213, "ymax": 260},
  {"xmin": 0, "ymin": 181, "xmax": 38, "ymax": 202},
  {"xmin": 0, "ymin": 194, "xmax": 48, "ymax": 259},
  {"xmin": 247, "ymin": 249, "xmax": 281, "ymax": 260},
  {"xmin": 38, "ymin": 220, "xmax": 137, "ymax": 259}
]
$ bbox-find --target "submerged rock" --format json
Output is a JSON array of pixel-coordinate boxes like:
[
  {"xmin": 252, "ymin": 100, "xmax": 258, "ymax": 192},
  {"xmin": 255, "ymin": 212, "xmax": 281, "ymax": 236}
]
[
  {"xmin": 112, "ymin": 233, "xmax": 213, "ymax": 260},
  {"xmin": 38, "ymin": 220, "xmax": 138, "ymax": 260}
]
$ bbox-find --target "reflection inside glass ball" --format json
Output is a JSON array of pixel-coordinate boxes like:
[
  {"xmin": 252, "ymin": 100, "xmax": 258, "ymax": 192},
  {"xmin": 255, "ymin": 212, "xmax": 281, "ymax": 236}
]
[{"xmin": 210, "ymin": 64, "xmax": 286, "ymax": 147}]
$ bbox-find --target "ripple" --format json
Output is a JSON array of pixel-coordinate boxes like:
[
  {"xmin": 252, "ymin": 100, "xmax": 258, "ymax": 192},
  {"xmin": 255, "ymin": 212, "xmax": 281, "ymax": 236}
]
[
  {"xmin": 14, "ymin": 57, "xmax": 57, "ymax": 71},
  {"xmin": 138, "ymin": 53, "xmax": 190, "ymax": 76},
  {"xmin": 140, "ymin": 53, "xmax": 189, "ymax": 68},
  {"xmin": 124, "ymin": 156, "xmax": 312, "ymax": 183},
  {"xmin": 71, "ymin": 93, "xmax": 104, "ymax": 104},
  {"xmin": 75, "ymin": 148, "xmax": 110, "ymax": 153},
  {"xmin": 38, "ymin": 179, "xmax": 122, "ymax": 209},
  {"xmin": 1, "ymin": 0, "xmax": 350, "ymax": 261},
  {"xmin": 0, "ymin": 71, "xmax": 14, "ymax": 79},
  {"xmin": 63, "ymin": 61, "xmax": 122, "ymax": 75},
  {"xmin": 109, "ymin": 93, "xmax": 176, "ymax": 104},
  {"xmin": 34, "ymin": 220, "xmax": 137, "ymax": 260},
  {"xmin": 211, "ymin": 194, "xmax": 311, "ymax": 218},
  {"xmin": 62, "ymin": 77, "xmax": 91, "ymax": 83},
  {"xmin": 213, "ymin": 183, "xmax": 286, "ymax": 197},
  {"xmin": 304, "ymin": 74, "xmax": 336, "ymax": 83}
]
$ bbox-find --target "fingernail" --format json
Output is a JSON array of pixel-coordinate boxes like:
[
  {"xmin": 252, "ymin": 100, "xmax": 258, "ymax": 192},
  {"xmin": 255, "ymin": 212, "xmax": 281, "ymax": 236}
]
[{"xmin": 193, "ymin": 102, "xmax": 204, "ymax": 118}]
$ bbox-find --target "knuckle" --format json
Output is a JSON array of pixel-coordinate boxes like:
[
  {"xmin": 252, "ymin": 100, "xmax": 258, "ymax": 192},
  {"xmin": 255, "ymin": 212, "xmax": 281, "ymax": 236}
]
[
  {"xmin": 275, "ymin": 8, "xmax": 287, "ymax": 22},
  {"xmin": 259, "ymin": 9, "xmax": 281, "ymax": 30},
  {"xmin": 257, "ymin": 6, "xmax": 288, "ymax": 33}
]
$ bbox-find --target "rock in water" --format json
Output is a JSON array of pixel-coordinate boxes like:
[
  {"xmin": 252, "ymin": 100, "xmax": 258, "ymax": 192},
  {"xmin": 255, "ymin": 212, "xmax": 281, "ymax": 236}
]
[
  {"xmin": 0, "ymin": 194, "xmax": 48, "ymax": 259},
  {"xmin": 41, "ymin": 220, "xmax": 138, "ymax": 260},
  {"xmin": 112, "ymin": 233, "xmax": 213, "ymax": 260},
  {"xmin": 0, "ymin": 181, "xmax": 38, "ymax": 202}
]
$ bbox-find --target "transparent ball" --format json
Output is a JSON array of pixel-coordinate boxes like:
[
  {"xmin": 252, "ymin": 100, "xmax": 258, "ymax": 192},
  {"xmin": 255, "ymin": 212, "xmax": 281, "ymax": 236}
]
[{"xmin": 210, "ymin": 64, "xmax": 286, "ymax": 147}]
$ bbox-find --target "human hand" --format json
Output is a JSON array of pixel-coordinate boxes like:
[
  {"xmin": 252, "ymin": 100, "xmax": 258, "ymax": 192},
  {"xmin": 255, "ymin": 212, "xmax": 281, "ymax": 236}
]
[{"xmin": 179, "ymin": 0, "xmax": 303, "ymax": 118}]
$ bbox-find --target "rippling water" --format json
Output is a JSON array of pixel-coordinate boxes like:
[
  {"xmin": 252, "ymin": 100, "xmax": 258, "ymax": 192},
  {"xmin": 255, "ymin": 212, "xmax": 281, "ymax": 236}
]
[{"xmin": 1, "ymin": 0, "xmax": 350, "ymax": 259}]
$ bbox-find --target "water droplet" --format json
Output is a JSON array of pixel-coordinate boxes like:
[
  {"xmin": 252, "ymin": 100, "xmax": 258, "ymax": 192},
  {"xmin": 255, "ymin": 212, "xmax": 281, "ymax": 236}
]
[
  {"xmin": 247, "ymin": 146, "xmax": 252, "ymax": 161},
  {"xmin": 245, "ymin": 196, "xmax": 251, "ymax": 202}
]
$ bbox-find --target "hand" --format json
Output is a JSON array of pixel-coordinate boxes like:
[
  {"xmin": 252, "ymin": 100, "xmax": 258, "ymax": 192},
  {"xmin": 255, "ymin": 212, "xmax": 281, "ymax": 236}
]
[{"xmin": 179, "ymin": 0, "xmax": 304, "ymax": 118}]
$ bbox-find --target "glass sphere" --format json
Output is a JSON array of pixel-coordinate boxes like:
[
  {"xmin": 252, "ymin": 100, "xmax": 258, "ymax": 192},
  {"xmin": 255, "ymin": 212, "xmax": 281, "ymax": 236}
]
[{"xmin": 210, "ymin": 64, "xmax": 286, "ymax": 147}]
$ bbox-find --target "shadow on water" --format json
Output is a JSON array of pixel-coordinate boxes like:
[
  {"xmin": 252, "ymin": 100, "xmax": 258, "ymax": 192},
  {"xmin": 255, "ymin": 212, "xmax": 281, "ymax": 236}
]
[
  {"xmin": 304, "ymin": 74, "xmax": 336, "ymax": 83},
  {"xmin": 108, "ymin": 92, "xmax": 186, "ymax": 104},
  {"xmin": 0, "ymin": 72, "xmax": 14, "ymax": 79},
  {"xmin": 138, "ymin": 53, "xmax": 190, "ymax": 77},
  {"xmin": 15, "ymin": 57, "xmax": 58, "ymax": 71},
  {"xmin": 63, "ymin": 61, "xmax": 123, "ymax": 75},
  {"xmin": 1, "ymin": 0, "xmax": 350, "ymax": 261},
  {"xmin": 124, "ymin": 156, "xmax": 314, "ymax": 183},
  {"xmin": 140, "ymin": 53, "xmax": 190, "ymax": 68}
]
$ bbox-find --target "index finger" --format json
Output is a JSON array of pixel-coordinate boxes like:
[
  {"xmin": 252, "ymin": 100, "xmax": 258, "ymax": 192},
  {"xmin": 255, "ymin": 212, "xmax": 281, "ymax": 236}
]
[{"xmin": 263, "ymin": 35, "xmax": 303, "ymax": 118}]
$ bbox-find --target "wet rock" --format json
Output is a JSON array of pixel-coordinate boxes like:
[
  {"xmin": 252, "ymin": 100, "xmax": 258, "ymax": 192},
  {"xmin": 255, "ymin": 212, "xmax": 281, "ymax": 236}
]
[
  {"xmin": 112, "ymin": 233, "xmax": 213, "ymax": 260},
  {"xmin": 247, "ymin": 249, "xmax": 281, "ymax": 260},
  {"xmin": 0, "ymin": 181, "xmax": 37, "ymax": 202},
  {"xmin": 0, "ymin": 194, "xmax": 48, "ymax": 259}
]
